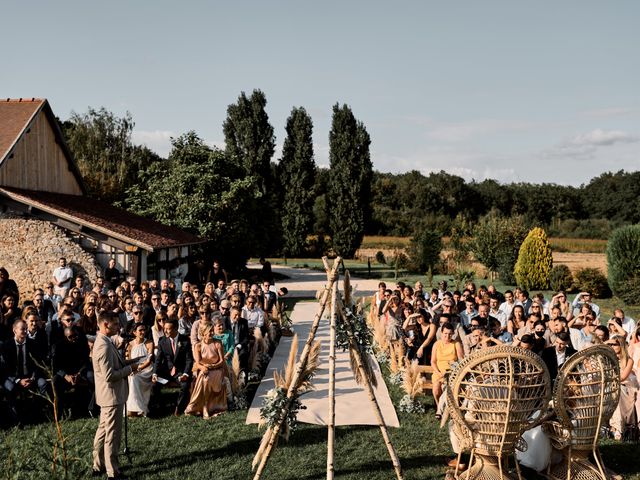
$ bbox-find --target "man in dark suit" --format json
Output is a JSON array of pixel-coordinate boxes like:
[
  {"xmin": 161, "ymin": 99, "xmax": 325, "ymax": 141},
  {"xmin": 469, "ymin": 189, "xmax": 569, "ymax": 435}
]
[
  {"xmin": 541, "ymin": 331, "xmax": 576, "ymax": 383},
  {"xmin": 52, "ymin": 325, "xmax": 94, "ymax": 414},
  {"xmin": 1, "ymin": 319, "xmax": 48, "ymax": 425},
  {"xmin": 152, "ymin": 319, "xmax": 193, "ymax": 415},
  {"xmin": 229, "ymin": 306, "xmax": 250, "ymax": 369},
  {"xmin": 259, "ymin": 281, "xmax": 277, "ymax": 316}
]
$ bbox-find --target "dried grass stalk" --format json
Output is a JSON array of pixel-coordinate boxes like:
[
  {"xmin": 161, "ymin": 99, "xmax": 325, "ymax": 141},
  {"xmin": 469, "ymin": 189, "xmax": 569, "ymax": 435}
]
[
  {"xmin": 231, "ymin": 349, "xmax": 241, "ymax": 394},
  {"xmin": 253, "ymin": 336, "xmax": 322, "ymax": 469},
  {"xmin": 343, "ymin": 270, "xmax": 352, "ymax": 308},
  {"xmin": 402, "ymin": 359, "xmax": 424, "ymax": 399},
  {"xmin": 372, "ymin": 316, "xmax": 389, "ymax": 353}
]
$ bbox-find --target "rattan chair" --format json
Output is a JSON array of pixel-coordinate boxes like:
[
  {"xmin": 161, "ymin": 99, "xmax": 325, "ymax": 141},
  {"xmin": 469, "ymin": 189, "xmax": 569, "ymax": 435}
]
[
  {"xmin": 542, "ymin": 345, "xmax": 620, "ymax": 480},
  {"xmin": 446, "ymin": 345, "xmax": 551, "ymax": 480}
]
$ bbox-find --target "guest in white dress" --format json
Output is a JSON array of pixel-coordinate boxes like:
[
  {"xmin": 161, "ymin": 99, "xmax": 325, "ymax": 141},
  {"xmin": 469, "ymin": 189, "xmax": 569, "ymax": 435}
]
[{"xmin": 126, "ymin": 323, "xmax": 154, "ymax": 416}]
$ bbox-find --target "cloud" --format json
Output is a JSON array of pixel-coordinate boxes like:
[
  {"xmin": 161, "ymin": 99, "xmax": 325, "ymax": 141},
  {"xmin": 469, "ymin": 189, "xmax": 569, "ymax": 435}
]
[
  {"xmin": 426, "ymin": 119, "xmax": 535, "ymax": 142},
  {"xmin": 569, "ymin": 128, "xmax": 638, "ymax": 147},
  {"xmin": 132, "ymin": 130, "xmax": 174, "ymax": 157},
  {"xmin": 544, "ymin": 128, "xmax": 638, "ymax": 160},
  {"xmin": 373, "ymin": 146, "xmax": 520, "ymax": 183}
]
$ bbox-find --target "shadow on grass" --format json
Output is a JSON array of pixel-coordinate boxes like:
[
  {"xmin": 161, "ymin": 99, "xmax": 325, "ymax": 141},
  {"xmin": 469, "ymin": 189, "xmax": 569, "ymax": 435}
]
[{"xmin": 131, "ymin": 425, "xmax": 328, "ymax": 476}]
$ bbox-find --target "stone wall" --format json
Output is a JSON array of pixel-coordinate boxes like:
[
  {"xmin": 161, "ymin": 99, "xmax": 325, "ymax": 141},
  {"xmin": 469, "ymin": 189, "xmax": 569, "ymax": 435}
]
[{"xmin": 0, "ymin": 213, "xmax": 100, "ymax": 302}]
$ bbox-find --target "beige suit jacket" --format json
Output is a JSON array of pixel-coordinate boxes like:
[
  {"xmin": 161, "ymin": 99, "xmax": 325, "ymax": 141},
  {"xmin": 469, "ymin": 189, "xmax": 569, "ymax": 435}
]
[{"xmin": 92, "ymin": 332, "xmax": 132, "ymax": 407}]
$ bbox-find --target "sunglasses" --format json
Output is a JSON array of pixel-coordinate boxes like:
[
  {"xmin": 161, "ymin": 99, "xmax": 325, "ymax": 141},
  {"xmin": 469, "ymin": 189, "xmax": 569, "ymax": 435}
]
[{"xmin": 133, "ymin": 311, "xmax": 142, "ymax": 315}]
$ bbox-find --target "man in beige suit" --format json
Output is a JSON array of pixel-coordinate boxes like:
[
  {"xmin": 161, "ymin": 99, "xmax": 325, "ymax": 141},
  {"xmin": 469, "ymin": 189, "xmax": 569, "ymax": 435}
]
[{"xmin": 92, "ymin": 311, "xmax": 139, "ymax": 480}]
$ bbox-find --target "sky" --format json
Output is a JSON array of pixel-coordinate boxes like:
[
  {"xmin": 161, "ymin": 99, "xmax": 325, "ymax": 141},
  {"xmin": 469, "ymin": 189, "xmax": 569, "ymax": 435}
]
[{"xmin": 3, "ymin": 1, "xmax": 639, "ymax": 186}]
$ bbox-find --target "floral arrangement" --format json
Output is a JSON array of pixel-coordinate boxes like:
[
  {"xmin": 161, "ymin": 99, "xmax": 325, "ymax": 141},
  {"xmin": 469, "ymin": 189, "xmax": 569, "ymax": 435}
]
[
  {"xmin": 398, "ymin": 394, "xmax": 426, "ymax": 414},
  {"xmin": 253, "ymin": 335, "xmax": 321, "ymax": 469}
]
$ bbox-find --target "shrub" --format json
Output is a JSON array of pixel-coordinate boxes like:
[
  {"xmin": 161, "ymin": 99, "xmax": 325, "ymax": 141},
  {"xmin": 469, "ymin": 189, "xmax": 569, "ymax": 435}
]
[
  {"xmin": 389, "ymin": 252, "xmax": 409, "ymax": 269},
  {"xmin": 574, "ymin": 267, "xmax": 611, "ymax": 298},
  {"xmin": 607, "ymin": 224, "xmax": 640, "ymax": 304},
  {"xmin": 549, "ymin": 265, "xmax": 575, "ymax": 292},
  {"xmin": 406, "ymin": 229, "xmax": 443, "ymax": 274},
  {"xmin": 617, "ymin": 273, "xmax": 640, "ymax": 305},
  {"xmin": 514, "ymin": 227, "xmax": 553, "ymax": 290},
  {"xmin": 375, "ymin": 250, "xmax": 386, "ymax": 264}
]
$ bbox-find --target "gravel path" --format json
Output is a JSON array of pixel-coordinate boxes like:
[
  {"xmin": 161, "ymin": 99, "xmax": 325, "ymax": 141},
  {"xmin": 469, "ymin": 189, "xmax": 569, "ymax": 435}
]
[{"xmin": 248, "ymin": 263, "xmax": 382, "ymax": 298}]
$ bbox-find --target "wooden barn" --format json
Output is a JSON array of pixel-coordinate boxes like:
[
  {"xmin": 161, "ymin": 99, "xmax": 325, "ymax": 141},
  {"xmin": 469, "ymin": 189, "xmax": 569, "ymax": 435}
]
[{"xmin": 0, "ymin": 98, "xmax": 205, "ymax": 281}]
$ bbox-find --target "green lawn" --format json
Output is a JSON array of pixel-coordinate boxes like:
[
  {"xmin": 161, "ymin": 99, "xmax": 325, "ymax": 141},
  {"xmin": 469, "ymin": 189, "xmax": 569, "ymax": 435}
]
[{"xmin": 3, "ymin": 365, "xmax": 639, "ymax": 480}]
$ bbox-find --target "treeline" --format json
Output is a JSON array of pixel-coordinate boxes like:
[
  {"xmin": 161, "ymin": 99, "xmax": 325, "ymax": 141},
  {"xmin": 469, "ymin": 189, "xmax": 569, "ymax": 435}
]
[
  {"xmin": 61, "ymin": 91, "xmax": 372, "ymax": 267},
  {"xmin": 367, "ymin": 170, "xmax": 640, "ymax": 239},
  {"xmin": 60, "ymin": 92, "xmax": 639, "ymax": 268}
]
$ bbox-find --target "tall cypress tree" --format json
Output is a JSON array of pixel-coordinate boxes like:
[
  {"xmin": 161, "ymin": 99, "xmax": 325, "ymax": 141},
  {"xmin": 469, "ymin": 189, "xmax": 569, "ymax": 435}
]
[
  {"xmin": 278, "ymin": 107, "xmax": 316, "ymax": 257},
  {"xmin": 327, "ymin": 103, "xmax": 372, "ymax": 258},
  {"xmin": 223, "ymin": 90, "xmax": 276, "ymax": 255}
]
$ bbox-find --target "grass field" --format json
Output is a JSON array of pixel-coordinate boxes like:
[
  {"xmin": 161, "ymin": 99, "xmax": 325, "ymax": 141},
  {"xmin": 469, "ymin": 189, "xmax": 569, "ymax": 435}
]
[
  {"xmin": 357, "ymin": 235, "xmax": 608, "ymax": 254},
  {"xmin": 3, "ymin": 363, "xmax": 639, "ymax": 480}
]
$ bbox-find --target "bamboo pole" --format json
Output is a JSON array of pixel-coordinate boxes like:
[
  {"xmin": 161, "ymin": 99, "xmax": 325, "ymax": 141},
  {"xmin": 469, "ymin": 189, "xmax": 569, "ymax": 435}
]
[
  {"xmin": 337, "ymin": 297, "xmax": 404, "ymax": 480},
  {"xmin": 327, "ymin": 270, "xmax": 338, "ymax": 479},
  {"xmin": 253, "ymin": 257, "xmax": 341, "ymax": 480}
]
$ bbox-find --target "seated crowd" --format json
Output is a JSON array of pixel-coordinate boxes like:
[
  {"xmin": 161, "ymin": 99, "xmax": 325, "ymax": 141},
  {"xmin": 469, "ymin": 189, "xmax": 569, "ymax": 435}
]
[
  {"xmin": 0, "ymin": 261, "xmax": 283, "ymax": 426},
  {"xmin": 374, "ymin": 279, "xmax": 639, "ymax": 440}
]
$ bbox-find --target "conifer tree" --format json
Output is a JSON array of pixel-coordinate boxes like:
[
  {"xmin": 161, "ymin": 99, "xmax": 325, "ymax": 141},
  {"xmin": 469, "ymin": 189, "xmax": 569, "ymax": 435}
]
[
  {"xmin": 327, "ymin": 104, "xmax": 372, "ymax": 258},
  {"xmin": 223, "ymin": 90, "xmax": 276, "ymax": 255},
  {"xmin": 278, "ymin": 107, "xmax": 316, "ymax": 257},
  {"xmin": 514, "ymin": 227, "xmax": 553, "ymax": 289}
]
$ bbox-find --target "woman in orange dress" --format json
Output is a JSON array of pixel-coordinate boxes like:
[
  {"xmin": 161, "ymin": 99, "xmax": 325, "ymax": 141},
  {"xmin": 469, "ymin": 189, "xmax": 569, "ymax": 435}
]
[{"xmin": 184, "ymin": 323, "xmax": 227, "ymax": 418}]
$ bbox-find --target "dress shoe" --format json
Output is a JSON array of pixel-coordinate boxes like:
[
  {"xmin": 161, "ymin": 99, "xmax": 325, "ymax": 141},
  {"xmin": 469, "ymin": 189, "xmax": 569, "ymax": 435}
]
[
  {"xmin": 107, "ymin": 475, "xmax": 129, "ymax": 480},
  {"xmin": 91, "ymin": 469, "xmax": 105, "ymax": 477},
  {"xmin": 446, "ymin": 458, "xmax": 466, "ymax": 470}
]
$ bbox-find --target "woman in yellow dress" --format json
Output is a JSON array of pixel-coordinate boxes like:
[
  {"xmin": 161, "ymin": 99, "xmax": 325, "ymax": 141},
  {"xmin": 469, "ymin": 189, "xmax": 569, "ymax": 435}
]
[{"xmin": 431, "ymin": 322, "xmax": 463, "ymax": 415}]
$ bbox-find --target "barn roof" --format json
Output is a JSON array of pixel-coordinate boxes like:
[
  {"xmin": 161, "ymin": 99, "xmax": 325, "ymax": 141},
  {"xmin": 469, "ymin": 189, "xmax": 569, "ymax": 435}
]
[
  {"xmin": 0, "ymin": 98, "xmax": 87, "ymax": 194},
  {"xmin": 0, "ymin": 186, "xmax": 206, "ymax": 251}
]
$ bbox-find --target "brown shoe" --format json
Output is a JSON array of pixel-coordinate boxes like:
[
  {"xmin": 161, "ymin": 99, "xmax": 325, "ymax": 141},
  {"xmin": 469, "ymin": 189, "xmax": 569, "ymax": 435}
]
[{"xmin": 446, "ymin": 458, "xmax": 466, "ymax": 470}]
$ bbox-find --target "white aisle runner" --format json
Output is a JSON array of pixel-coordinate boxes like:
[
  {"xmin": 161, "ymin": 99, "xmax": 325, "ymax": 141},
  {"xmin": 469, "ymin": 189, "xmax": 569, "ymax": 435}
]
[{"xmin": 246, "ymin": 301, "xmax": 400, "ymax": 427}]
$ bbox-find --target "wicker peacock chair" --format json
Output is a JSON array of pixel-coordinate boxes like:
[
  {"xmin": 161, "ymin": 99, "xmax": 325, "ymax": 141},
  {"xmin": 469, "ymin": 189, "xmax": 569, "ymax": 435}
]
[
  {"xmin": 445, "ymin": 345, "xmax": 551, "ymax": 480},
  {"xmin": 542, "ymin": 345, "xmax": 620, "ymax": 480}
]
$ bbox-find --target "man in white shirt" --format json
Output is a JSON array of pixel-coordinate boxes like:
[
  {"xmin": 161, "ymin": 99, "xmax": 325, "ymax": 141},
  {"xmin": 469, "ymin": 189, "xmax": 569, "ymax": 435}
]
[
  {"xmin": 52, "ymin": 257, "xmax": 73, "ymax": 298},
  {"xmin": 489, "ymin": 296, "xmax": 507, "ymax": 330},
  {"xmin": 499, "ymin": 290, "xmax": 516, "ymax": 320},
  {"xmin": 241, "ymin": 295, "xmax": 264, "ymax": 330}
]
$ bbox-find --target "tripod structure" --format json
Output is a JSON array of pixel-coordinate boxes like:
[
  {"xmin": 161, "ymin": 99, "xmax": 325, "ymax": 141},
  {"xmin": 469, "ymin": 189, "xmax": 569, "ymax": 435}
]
[{"xmin": 252, "ymin": 257, "xmax": 403, "ymax": 480}]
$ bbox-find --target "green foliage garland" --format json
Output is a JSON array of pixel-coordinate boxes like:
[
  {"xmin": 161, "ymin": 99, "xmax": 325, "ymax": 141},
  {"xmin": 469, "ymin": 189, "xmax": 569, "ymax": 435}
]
[
  {"xmin": 259, "ymin": 388, "xmax": 306, "ymax": 436},
  {"xmin": 335, "ymin": 309, "xmax": 373, "ymax": 353}
]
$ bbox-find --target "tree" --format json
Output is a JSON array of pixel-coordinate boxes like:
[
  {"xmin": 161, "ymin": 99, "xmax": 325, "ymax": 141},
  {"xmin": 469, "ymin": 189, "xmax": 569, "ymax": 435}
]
[
  {"xmin": 62, "ymin": 108, "xmax": 161, "ymax": 202},
  {"xmin": 407, "ymin": 228, "xmax": 443, "ymax": 274},
  {"xmin": 278, "ymin": 107, "xmax": 316, "ymax": 257},
  {"xmin": 223, "ymin": 89, "xmax": 275, "ymax": 192},
  {"xmin": 223, "ymin": 90, "xmax": 277, "ymax": 255},
  {"xmin": 327, "ymin": 104, "xmax": 372, "ymax": 258},
  {"xmin": 514, "ymin": 227, "xmax": 553, "ymax": 289},
  {"xmin": 124, "ymin": 132, "xmax": 260, "ymax": 268},
  {"xmin": 471, "ymin": 212, "xmax": 528, "ymax": 282},
  {"xmin": 606, "ymin": 224, "xmax": 640, "ymax": 304}
]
